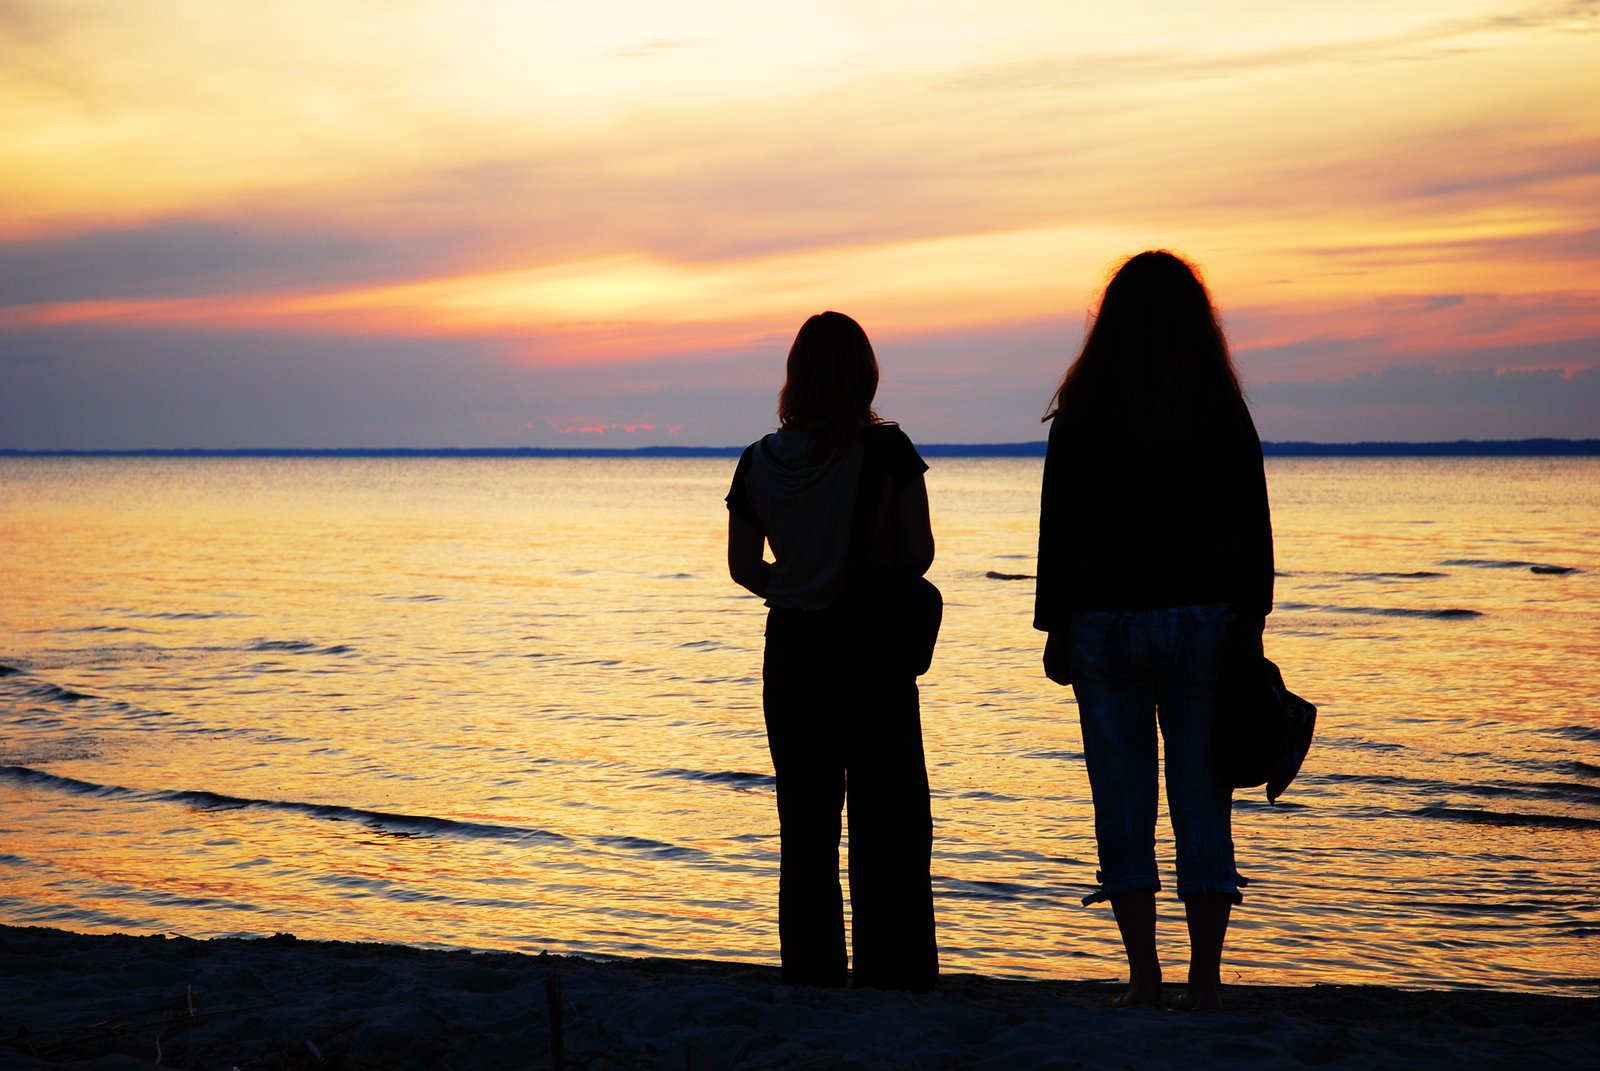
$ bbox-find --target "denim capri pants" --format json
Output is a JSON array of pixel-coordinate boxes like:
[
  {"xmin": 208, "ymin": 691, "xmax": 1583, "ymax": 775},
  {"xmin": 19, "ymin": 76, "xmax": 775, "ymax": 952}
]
[{"xmin": 1069, "ymin": 602, "xmax": 1242, "ymax": 905}]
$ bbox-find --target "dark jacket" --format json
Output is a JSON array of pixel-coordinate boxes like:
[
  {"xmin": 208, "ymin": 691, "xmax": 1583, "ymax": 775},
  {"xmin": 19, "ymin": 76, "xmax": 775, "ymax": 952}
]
[{"xmin": 1034, "ymin": 402, "xmax": 1273, "ymax": 631}]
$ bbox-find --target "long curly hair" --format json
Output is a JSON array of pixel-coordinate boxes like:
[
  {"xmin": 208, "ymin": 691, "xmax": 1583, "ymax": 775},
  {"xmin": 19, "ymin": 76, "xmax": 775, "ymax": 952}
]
[{"xmin": 1044, "ymin": 251, "xmax": 1244, "ymax": 428}]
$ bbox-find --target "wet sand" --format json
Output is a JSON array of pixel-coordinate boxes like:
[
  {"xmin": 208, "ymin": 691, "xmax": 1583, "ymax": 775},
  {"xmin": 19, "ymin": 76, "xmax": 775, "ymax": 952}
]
[{"xmin": 2, "ymin": 924, "xmax": 1594, "ymax": 1069}]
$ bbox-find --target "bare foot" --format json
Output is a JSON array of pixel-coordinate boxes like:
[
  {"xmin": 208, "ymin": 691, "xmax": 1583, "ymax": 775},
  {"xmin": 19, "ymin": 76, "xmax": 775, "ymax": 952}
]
[
  {"xmin": 1111, "ymin": 974, "xmax": 1164, "ymax": 1008},
  {"xmin": 1170, "ymin": 986, "xmax": 1224, "ymax": 1011},
  {"xmin": 1109, "ymin": 892, "xmax": 1162, "ymax": 1009}
]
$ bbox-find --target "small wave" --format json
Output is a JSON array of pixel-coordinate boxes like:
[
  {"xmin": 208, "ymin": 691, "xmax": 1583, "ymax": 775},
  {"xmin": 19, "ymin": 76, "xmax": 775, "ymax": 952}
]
[
  {"xmin": 1440, "ymin": 558, "xmax": 1577, "ymax": 574},
  {"xmin": 1414, "ymin": 805, "xmax": 1600, "ymax": 831},
  {"xmin": 1350, "ymin": 571, "xmax": 1449, "ymax": 580},
  {"xmin": 1276, "ymin": 602, "xmax": 1482, "ymax": 620},
  {"xmin": 1496, "ymin": 753, "xmax": 1600, "ymax": 788},
  {"xmin": 16, "ymin": 905, "xmax": 155, "ymax": 931},
  {"xmin": 935, "ymin": 876, "xmax": 1064, "ymax": 904},
  {"xmin": 984, "ymin": 571, "xmax": 1034, "ymax": 581},
  {"xmin": 136, "ymin": 610, "xmax": 242, "ymax": 620},
  {"xmin": 375, "ymin": 593, "xmax": 445, "ymax": 602},
  {"xmin": 1320, "ymin": 770, "xmax": 1600, "ymax": 807},
  {"xmin": 678, "ymin": 640, "xmax": 736, "ymax": 652},
  {"xmin": 1425, "ymin": 899, "xmax": 1577, "ymax": 919},
  {"xmin": 0, "ymin": 765, "xmax": 568, "ymax": 844},
  {"xmin": 652, "ymin": 768, "xmax": 775, "ymax": 789},
  {"xmin": 1557, "ymin": 928, "xmax": 1600, "ymax": 942},
  {"xmin": 17, "ymin": 682, "xmax": 95, "ymax": 703},
  {"xmin": 0, "ymin": 766, "xmax": 124, "ymax": 798},
  {"xmin": 1024, "ymin": 749, "xmax": 1085, "ymax": 762},
  {"xmin": 306, "ymin": 873, "xmax": 527, "ymax": 910},
  {"xmin": 0, "ymin": 665, "xmax": 25, "ymax": 677},
  {"xmin": 1370, "ymin": 606, "xmax": 1481, "ymax": 619},
  {"xmin": 251, "ymin": 639, "xmax": 316, "ymax": 652},
  {"xmin": 1541, "ymin": 780, "xmax": 1600, "ymax": 804},
  {"xmin": 941, "ymin": 846, "xmax": 1086, "ymax": 868},
  {"xmin": 1552, "ymin": 725, "xmax": 1600, "ymax": 744},
  {"xmin": 954, "ymin": 790, "xmax": 1021, "ymax": 803},
  {"xmin": 1319, "ymin": 736, "xmax": 1405, "ymax": 753},
  {"xmin": 248, "ymin": 639, "xmax": 356, "ymax": 656},
  {"xmin": 593, "ymin": 835, "xmax": 707, "ymax": 859},
  {"xmin": 53, "ymin": 624, "xmax": 152, "ymax": 634}
]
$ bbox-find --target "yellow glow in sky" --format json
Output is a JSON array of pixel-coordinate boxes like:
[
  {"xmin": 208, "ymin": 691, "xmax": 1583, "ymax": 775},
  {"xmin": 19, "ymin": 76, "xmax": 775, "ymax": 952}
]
[{"xmin": 1, "ymin": 0, "xmax": 1597, "ymax": 445}]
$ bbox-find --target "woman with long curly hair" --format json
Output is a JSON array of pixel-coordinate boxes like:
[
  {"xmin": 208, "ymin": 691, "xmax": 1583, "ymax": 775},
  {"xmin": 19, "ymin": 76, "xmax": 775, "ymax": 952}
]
[{"xmin": 1036, "ymin": 251, "xmax": 1274, "ymax": 1009}]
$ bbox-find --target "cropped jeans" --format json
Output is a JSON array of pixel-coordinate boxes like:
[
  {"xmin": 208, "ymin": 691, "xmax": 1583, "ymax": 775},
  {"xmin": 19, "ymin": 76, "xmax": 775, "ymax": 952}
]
[{"xmin": 1069, "ymin": 602, "xmax": 1241, "ymax": 905}]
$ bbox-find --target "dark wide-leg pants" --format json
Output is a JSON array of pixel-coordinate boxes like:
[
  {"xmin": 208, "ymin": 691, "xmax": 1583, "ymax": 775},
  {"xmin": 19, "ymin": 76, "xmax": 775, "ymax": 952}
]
[{"xmin": 762, "ymin": 606, "xmax": 938, "ymax": 992}]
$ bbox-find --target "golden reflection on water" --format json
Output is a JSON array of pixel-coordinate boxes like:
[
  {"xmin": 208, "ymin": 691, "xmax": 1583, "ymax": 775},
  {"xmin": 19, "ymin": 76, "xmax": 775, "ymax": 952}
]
[{"xmin": 1, "ymin": 456, "xmax": 1597, "ymax": 991}]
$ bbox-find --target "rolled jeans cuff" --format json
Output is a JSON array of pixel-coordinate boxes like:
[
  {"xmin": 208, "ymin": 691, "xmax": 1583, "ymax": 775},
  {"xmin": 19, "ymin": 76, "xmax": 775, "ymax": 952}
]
[
  {"xmin": 1176, "ymin": 870, "xmax": 1248, "ymax": 905},
  {"xmin": 1080, "ymin": 870, "xmax": 1160, "ymax": 907}
]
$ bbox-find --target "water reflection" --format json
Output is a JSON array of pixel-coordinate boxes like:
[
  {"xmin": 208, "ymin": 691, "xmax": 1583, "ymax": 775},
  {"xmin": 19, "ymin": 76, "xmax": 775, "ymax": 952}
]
[{"xmin": 1, "ymin": 456, "xmax": 1597, "ymax": 991}]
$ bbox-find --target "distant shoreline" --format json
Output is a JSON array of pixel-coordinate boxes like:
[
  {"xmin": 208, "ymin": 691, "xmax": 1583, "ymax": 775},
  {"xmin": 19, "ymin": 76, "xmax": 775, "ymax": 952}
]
[{"xmin": 3, "ymin": 438, "xmax": 1599, "ymax": 458}]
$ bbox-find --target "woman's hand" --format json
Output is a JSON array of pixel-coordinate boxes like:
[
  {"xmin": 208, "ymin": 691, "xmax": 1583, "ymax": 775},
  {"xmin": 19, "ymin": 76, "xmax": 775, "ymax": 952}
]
[
  {"xmin": 1043, "ymin": 631, "xmax": 1072, "ymax": 686},
  {"xmin": 1231, "ymin": 612, "xmax": 1267, "ymax": 658}
]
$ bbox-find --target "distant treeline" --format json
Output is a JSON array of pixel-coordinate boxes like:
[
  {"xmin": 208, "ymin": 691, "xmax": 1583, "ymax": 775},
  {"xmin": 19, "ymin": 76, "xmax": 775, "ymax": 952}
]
[
  {"xmin": 3, "ymin": 439, "xmax": 1598, "ymax": 458},
  {"xmin": 1260, "ymin": 439, "xmax": 1600, "ymax": 457}
]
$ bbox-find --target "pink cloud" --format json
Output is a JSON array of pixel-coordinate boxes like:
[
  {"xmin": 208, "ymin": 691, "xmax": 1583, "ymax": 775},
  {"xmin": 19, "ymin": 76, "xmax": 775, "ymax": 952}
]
[{"xmin": 554, "ymin": 421, "xmax": 657, "ymax": 435}]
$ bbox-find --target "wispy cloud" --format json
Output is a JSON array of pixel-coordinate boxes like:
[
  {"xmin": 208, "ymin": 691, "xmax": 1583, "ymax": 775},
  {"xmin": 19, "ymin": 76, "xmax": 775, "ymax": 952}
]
[{"xmin": 2, "ymin": 1, "xmax": 1597, "ymax": 445}]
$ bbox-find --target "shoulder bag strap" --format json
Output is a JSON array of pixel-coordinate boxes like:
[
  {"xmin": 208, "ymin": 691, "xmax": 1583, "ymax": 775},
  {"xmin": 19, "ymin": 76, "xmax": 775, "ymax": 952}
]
[{"xmin": 844, "ymin": 427, "xmax": 887, "ymax": 588}]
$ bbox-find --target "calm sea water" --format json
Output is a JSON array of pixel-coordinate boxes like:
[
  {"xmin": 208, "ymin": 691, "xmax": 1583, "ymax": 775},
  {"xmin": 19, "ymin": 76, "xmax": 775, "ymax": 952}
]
[{"xmin": 2, "ymin": 456, "xmax": 1596, "ymax": 993}]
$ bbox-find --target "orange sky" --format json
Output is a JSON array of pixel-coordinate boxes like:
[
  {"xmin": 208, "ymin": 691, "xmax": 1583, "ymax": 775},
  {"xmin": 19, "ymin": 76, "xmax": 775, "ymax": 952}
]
[{"xmin": 2, "ymin": 1, "xmax": 1597, "ymax": 446}]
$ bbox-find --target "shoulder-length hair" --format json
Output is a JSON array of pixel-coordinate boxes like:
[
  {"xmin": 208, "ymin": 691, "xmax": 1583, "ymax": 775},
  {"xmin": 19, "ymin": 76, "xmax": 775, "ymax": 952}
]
[
  {"xmin": 1043, "ymin": 250, "xmax": 1244, "ymax": 426},
  {"xmin": 778, "ymin": 311, "xmax": 881, "ymax": 460}
]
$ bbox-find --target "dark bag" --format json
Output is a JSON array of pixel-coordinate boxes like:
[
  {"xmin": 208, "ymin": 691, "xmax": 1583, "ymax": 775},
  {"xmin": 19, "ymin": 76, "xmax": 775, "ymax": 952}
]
[
  {"xmin": 1212, "ymin": 622, "xmax": 1316, "ymax": 803},
  {"xmin": 836, "ymin": 427, "xmax": 942, "ymax": 677},
  {"xmin": 849, "ymin": 564, "xmax": 944, "ymax": 677}
]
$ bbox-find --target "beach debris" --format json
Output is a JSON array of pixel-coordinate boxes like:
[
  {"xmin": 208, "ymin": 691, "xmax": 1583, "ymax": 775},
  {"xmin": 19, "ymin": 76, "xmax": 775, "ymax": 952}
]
[
  {"xmin": 547, "ymin": 973, "xmax": 565, "ymax": 1071},
  {"xmin": 13, "ymin": 992, "xmax": 283, "ymax": 1065}
]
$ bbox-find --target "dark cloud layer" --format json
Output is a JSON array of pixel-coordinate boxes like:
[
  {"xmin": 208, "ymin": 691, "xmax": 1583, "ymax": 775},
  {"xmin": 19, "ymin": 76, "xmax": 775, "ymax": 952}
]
[
  {"xmin": 3, "ymin": 319, "xmax": 1594, "ymax": 450},
  {"xmin": 1251, "ymin": 360, "xmax": 1599, "ymax": 441},
  {"xmin": 0, "ymin": 221, "xmax": 470, "ymax": 306}
]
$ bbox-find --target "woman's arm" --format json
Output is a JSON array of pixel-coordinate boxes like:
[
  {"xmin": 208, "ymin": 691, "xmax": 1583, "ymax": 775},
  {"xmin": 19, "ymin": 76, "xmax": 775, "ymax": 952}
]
[
  {"xmin": 1232, "ymin": 407, "xmax": 1275, "ymax": 621},
  {"xmin": 727, "ymin": 512, "xmax": 771, "ymax": 597},
  {"xmin": 1037, "ymin": 417, "xmax": 1073, "ymax": 683},
  {"xmin": 893, "ymin": 473, "xmax": 935, "ymax": 577},
  {"xmin": 1033, "ymin": 416, "xmax": 1071, "ymax": 632}
]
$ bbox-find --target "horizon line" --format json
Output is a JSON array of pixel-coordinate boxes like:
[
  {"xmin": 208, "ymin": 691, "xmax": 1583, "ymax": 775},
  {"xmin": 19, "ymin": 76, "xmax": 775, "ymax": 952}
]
[{"xmin": 3, "ymin": 438, "xmax": 1599, "ymax": 459}]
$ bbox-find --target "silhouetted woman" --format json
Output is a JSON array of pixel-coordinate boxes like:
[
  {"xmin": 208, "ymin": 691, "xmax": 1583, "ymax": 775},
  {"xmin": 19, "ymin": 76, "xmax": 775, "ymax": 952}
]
[
  {"xmin": 1035, "ymin": 251, "xmax": 1273, "ymax": 1009},
  {"xmin": 726, "ymin": 311, "xmax": 938, "ymax": 992}
]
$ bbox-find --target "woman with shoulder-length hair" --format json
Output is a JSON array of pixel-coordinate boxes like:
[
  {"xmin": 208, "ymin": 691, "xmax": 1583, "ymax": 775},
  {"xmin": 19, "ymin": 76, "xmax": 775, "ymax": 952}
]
[
  {"xmin": 1035, "ymin": 251, "xmax": 1273, "ymax": 1009},
  {"xmin": 725, "ymin": 310, "xmax": 938, "ymax": 992}
]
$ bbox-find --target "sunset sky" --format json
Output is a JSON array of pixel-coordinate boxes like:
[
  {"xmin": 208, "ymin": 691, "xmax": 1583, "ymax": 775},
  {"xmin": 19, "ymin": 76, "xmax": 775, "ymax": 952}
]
[{"xmin": 3, "ymin": 0, "xmax": 1597, "ymax": 448}]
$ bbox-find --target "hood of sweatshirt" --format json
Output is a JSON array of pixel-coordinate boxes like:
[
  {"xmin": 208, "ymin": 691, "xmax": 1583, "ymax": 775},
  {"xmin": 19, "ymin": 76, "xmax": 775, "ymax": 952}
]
[{"xmin": 753, "ymin": 429, "xmax": 860, "ymax": 508}]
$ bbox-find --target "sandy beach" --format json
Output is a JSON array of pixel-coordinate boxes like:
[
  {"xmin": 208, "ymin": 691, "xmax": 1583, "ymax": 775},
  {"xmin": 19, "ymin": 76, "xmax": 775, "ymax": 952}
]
[{"xmin": 2, "ymin": 925, "xmax": 1594, "ymax": 1070}]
